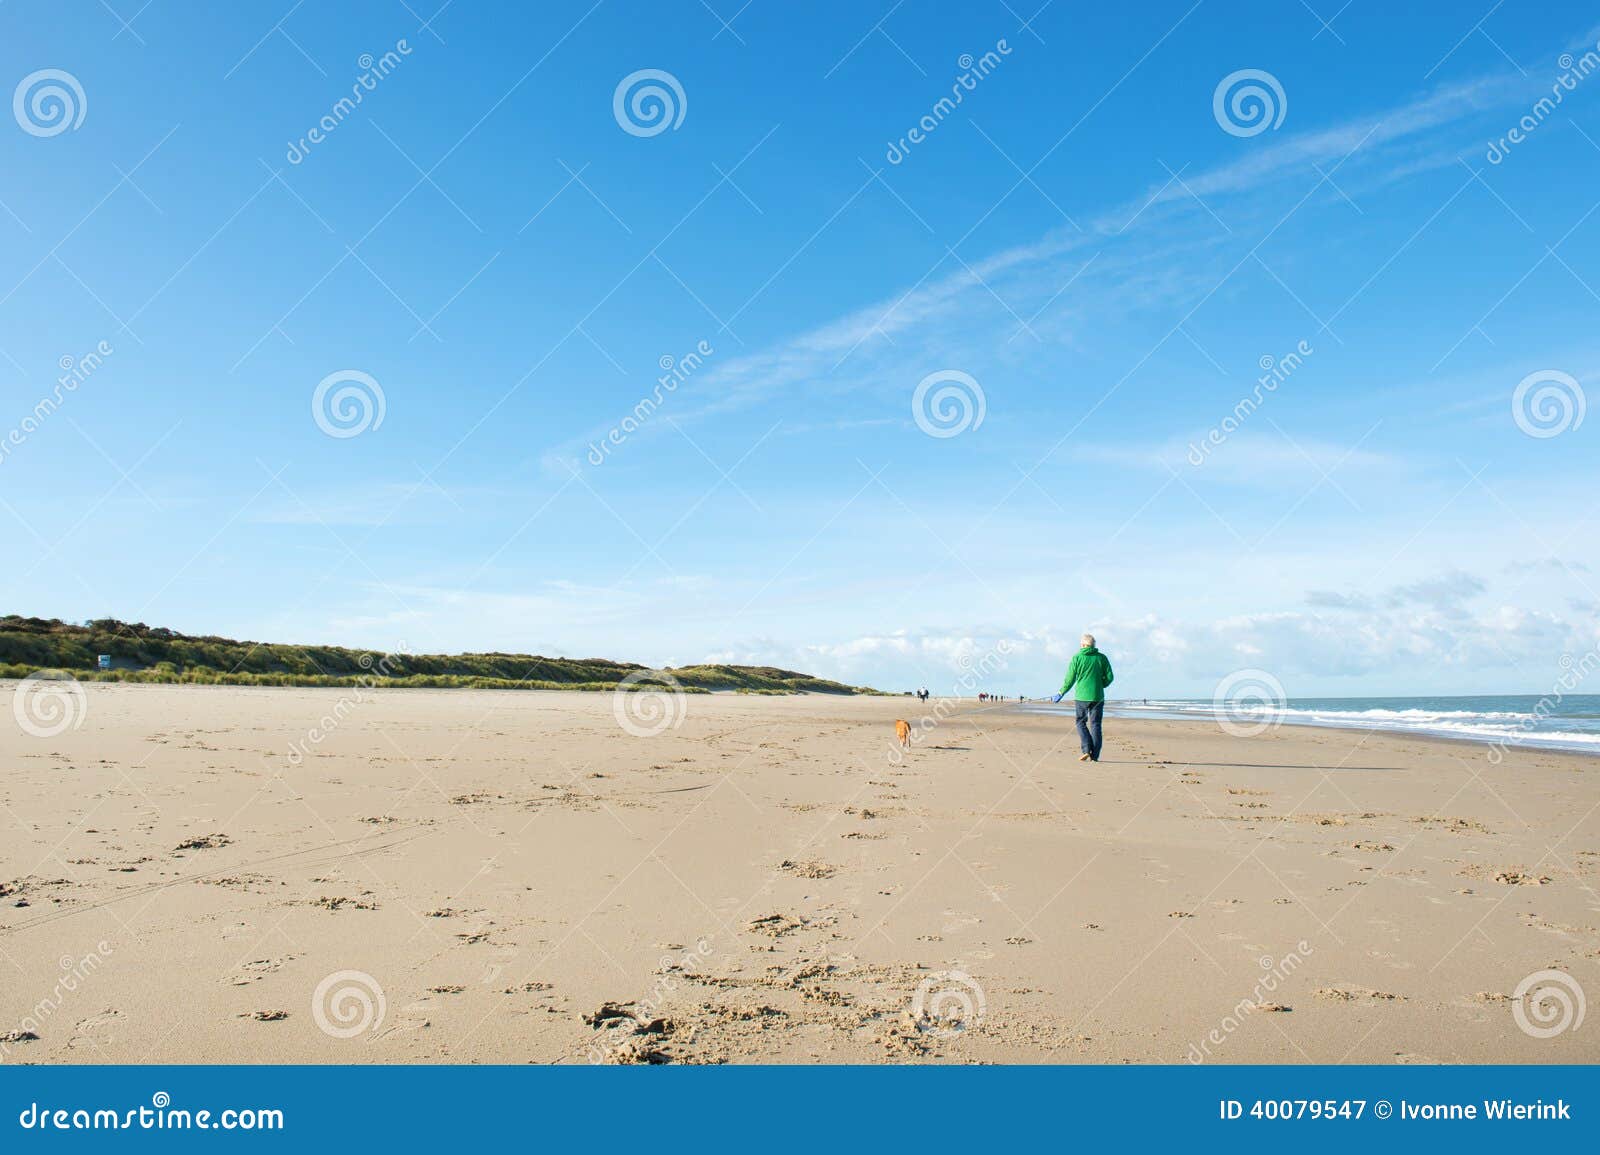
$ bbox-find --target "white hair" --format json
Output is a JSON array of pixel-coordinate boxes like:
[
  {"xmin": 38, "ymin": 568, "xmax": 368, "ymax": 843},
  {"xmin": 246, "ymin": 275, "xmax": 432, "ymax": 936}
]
[{"xmin": 1081, "ymin": 633, "xmax": 1095, "ymax": 647}]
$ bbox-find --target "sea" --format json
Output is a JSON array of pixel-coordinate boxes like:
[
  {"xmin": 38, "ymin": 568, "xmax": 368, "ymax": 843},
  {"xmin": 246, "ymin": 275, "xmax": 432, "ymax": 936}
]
[{"xmin": 1027, "ymin": 694, "xmax": 1600, "ymax": 757}]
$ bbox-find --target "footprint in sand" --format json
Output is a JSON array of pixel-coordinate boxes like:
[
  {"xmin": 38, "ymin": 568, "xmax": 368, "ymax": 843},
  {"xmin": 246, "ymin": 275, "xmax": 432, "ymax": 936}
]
[
  {"xmin": 479, "ymin": 939, "xmax": 520, "ymax": 986},
  {"xmin": 1315, "ymin": 985, "xmax": 1404, "ymax": 1003},
  {"xmin": 371, "ymin": 998, "xmax": 434, "ymax": 1042},
  {"xmin": 228, "ymin": 956, "xmax": 297, "ymax": 986},
  {"xmin": 67, "ymin": 1009, "xmax": 123, "ymax": 1050},
  {"xmin": 940, "ymin": 910, "xmax": 981, "ymax": 934}
]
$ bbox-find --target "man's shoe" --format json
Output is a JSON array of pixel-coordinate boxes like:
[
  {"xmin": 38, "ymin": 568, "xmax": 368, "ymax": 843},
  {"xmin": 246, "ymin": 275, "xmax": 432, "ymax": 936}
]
[{"xmin": 1078, "ymin": 753, "xmax": 1091, "ymax": 761}]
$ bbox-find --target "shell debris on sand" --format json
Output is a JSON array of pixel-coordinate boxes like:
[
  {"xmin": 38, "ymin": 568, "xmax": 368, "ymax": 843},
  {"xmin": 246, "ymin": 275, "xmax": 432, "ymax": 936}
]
[
  {"xmin": 778, "ymin": 859, "xmax": 836, "ymax": 879},
  {"xmin": 174, "ymin": 833, "xmax": 232, "ymax": 851}
]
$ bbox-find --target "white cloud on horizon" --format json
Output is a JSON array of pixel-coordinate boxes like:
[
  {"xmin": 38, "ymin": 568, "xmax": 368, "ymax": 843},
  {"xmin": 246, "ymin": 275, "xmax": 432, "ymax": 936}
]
[{"xmin": 712, "ymin": 598, "xmax": 1600, "ymax": 698}]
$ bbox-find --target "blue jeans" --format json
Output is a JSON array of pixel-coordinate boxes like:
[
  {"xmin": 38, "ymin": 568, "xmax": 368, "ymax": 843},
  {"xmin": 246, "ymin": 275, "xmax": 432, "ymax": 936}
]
[{"xmin": 1074, "ymin": 699, "xmax": 1104, "ymax": 760}]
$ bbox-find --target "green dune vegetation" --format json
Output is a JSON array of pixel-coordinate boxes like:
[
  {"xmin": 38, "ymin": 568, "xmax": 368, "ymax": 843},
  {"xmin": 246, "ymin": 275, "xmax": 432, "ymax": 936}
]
[{"xmin": 0, "ymin": 616, "xmax": 877, "ymax": 695}]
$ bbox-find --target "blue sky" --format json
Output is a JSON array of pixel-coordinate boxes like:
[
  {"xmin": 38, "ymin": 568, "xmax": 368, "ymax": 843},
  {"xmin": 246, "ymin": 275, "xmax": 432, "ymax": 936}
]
[{"xmin": 3, "ymin": 0, "xmax": 1600, "ymax": 697}]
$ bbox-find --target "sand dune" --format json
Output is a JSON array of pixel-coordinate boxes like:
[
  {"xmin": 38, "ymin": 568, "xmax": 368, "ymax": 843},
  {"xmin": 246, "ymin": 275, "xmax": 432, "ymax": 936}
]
[{"xmin": 2, "ymin": 683, "xmax": 1596, "ymax": 1064}]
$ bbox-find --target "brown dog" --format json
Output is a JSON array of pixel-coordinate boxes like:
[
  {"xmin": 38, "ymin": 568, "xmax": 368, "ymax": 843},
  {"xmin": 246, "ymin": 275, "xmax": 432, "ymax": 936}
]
[{"xmin": 894, "ymin": 719, "xmax": 911, "ymax": 747}]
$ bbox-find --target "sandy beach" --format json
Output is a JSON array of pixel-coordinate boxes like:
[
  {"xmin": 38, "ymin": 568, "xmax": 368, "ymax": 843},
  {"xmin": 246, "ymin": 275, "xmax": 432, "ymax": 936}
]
[{"xmin": 2, "ymin": 682, "xmax": 1596, "ymax": 1064}]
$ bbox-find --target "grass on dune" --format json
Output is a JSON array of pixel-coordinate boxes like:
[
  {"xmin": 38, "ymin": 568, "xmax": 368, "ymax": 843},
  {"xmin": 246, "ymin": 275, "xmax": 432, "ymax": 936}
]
[{"xmin": 0, "ymin": 616, "xmax": 882, "ymax": 695}]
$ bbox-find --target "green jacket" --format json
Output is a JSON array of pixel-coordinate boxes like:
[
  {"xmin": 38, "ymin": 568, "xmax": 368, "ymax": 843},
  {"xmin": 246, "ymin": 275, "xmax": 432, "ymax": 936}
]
[{"xmin": 1060, "ymin": 646, "xmax": 1114, "ymax": 702}]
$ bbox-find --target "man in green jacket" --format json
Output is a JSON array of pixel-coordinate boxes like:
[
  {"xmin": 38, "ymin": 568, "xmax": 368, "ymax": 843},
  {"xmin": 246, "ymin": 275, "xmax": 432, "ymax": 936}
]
[{"xmin": 1053, "ymin": 634, "xmax": 1114, "ymax": 762}]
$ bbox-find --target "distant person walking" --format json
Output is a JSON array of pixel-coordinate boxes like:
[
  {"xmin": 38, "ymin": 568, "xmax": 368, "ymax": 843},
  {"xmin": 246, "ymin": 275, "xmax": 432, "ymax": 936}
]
[{"xmin": 1053, "ymin": 634, "xmax": 1114, "ymax": 762}]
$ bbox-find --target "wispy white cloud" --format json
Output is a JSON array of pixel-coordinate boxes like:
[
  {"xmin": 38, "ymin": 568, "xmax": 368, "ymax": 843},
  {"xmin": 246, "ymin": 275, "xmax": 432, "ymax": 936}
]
[
  {"xmin": 1072, "ymin": 434, "xmax": 1396, "ymax": 479},
  {"xmin": 615, "ymin": 68, "xmax": 1549, "ymax": 442}
]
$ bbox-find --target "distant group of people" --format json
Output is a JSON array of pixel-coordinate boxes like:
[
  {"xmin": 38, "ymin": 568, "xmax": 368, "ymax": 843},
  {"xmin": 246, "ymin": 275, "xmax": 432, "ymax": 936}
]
[{"xmin": 909, "ymin": 689, "xmax": 1028, "ymax": 702}]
